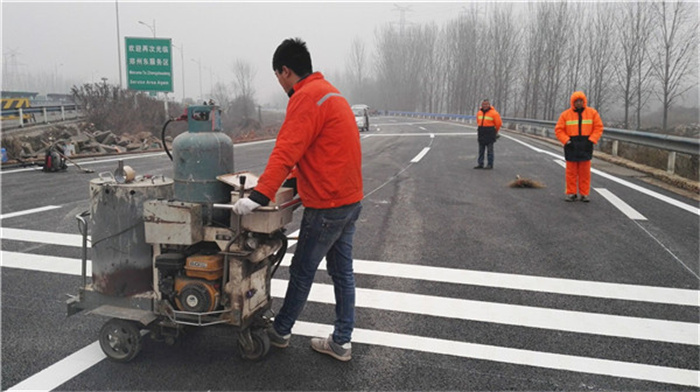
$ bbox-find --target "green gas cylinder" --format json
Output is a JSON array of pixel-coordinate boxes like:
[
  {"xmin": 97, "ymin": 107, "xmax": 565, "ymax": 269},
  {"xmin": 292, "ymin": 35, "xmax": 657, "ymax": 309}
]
[{"xmin": 172, "ymin": 105, "xmax": 233, "ymax": 223}]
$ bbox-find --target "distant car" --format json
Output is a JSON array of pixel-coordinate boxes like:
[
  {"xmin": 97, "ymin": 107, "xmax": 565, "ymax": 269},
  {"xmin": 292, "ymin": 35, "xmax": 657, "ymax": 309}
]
[{"xmin": 351, "ymin": 104, "xmax": 370, "ymax": 132}]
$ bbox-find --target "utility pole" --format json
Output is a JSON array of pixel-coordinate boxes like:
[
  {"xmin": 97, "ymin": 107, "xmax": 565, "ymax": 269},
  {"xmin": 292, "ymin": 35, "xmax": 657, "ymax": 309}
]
[
  {"xmin": 392, "ymin": 4, "xmax": 412, "ymax": 35},
  {"xmin": 115, "ymin": 0, "xmax": 123, "ymax": 88}
]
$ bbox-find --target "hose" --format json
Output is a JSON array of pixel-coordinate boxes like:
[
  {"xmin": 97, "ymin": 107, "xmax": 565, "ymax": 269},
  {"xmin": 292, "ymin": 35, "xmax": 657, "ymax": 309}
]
[{"xmin": 162, "ymin": 119, "xmax": 174, "ymax": 161}]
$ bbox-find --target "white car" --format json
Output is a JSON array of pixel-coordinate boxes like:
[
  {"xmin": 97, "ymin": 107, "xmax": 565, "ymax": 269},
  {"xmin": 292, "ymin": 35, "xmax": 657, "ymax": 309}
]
[{"xmin": 351, "ymin": 104, "xmax": 370, "ymax": 132}]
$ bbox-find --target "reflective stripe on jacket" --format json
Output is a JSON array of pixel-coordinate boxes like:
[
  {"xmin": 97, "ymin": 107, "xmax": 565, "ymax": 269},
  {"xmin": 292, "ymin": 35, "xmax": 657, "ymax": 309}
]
[
  {"xmin": 476, "ymin": 106, "xmax": 502, "ymax": 144},
  {"xmin": 254, "ymin": 72, "xmax": 363, "ymax": 209},
  {"xmin": 554, "ymin": 91, "xmax": 604, "ymax": 145},
  {"xmin": 476, "ymin": 107, "xmax": 502, "ymax": 131}
]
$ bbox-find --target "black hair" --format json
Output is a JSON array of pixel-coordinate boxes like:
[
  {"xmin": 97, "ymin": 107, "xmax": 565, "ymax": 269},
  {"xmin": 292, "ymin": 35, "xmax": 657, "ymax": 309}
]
[{"xmin": 272, "ymin": 38, "xmax": 313, "ymax": 77}]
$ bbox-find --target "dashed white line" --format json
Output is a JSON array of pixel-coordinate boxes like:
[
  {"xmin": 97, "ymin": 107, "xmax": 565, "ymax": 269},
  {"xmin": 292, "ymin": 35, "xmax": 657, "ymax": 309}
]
[
  {"xmin": 595, "ymin": 188, "xmax": 647, "ymax": 220},
  {"xmin": 410, "ymin": 147, "xmax": 431, "ymax": 163}
]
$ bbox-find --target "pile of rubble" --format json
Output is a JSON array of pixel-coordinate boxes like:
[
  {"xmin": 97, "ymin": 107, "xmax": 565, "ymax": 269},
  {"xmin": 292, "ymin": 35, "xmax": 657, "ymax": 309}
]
[{"xmin": 5, "ymin": 121, "xmax": 171, "ymax": 162}]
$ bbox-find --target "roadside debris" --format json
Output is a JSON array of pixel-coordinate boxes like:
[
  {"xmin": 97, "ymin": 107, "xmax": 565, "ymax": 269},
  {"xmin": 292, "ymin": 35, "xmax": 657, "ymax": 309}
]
[{"xmin": 1, "ymin": 121, "xmax": 171, "ymax": 166}]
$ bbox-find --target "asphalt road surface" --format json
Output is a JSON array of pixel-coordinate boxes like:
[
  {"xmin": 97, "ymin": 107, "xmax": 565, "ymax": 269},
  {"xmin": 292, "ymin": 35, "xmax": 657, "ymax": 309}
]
[{"xmin": 2, "ymin": 116, "xmax": 699, "ymax": 391}]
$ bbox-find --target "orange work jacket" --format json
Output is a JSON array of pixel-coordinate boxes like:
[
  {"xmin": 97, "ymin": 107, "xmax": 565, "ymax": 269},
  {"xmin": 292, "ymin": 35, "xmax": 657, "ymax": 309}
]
[
  {"xmin": 254, "ymin": 72, "xmax": 363, "ymax": 209},
  {"xmin": 555, "ymin": 91, "xmax": 604, "ymax": 145}
]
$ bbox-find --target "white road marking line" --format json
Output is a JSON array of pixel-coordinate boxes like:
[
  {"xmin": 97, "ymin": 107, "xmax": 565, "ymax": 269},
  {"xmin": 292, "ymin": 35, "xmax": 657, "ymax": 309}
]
[
  {"xmin": 0, "ymin": 205, "xmax": 61, "ymax": 220},
  {"xmin": 271, "ymin": 279, "xmax": 699, "ymax": 346},
  {"xmin": 595, "ymin": 188, "xmax": 647, "ymax": 220},
  {"xmin": 419, "ymin": 126, "xmax": 427, "ymax": 130},
  {"xmin": 508, "ymin": 134, "xmax": 699, "ymax": 216},
  {"xmin": 4, "ymin": 251, "xmax": 699, "ymax": 388},
  {"xmin": 6, "ymin": 341, "xmax": 105, "ymax": 392},
  {"xmin": 293, "ymin": 321, "xmax": 699, "ymax": 388},
  {"xmin": 2, "ymin": 228, "xmax": 697, "ymax": 307},
  {"xmin": 2, "ymin": 251, "xmax": 697, "ymax": 345},
  {"xmin": 2, "ymin": 153, "xmax": 168, "ymax": 174},
  {"xmin": 410, "ymin": 147, "xmax": 431, "ymax": 163},
  {"xmin": 1, "ymin": 227, "xmax": 91, "ymax": 246}
]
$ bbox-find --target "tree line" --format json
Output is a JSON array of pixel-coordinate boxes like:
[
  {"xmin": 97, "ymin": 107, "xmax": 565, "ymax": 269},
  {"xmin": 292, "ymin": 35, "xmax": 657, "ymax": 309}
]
[{"xmin": 338, "ymin": 1, "xmax": 698, "ymax": 133}]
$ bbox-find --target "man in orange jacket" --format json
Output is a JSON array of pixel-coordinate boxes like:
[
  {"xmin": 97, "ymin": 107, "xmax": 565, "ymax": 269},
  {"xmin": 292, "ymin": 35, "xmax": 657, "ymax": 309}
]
[
  {"xmin": 474, "ymin": 99, "xmax": 502, "ymax": 169},
  {"xmin": 555, "ymin": 91, "xmax": 604, "ymax": 202},
  {"xmin": 232, "ymin": 38, "xmax": 363, "ymax": 361}
]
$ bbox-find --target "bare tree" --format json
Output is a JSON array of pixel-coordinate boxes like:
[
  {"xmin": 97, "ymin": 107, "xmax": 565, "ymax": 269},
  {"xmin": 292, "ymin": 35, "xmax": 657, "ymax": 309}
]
[
  {"xmin": 345, "ymin": 37, "xmax": 368, "ymax": 103},
  {"xmin": 586, "ymin": 3, "xmax": 616, "ymax": 112},
  {"xmin": 210, "ymin": 81, "xmax": 233, "ymax": 114},
  {"xmin": 230, "ymin": 59, "xmax": 257, "ymax": 120},
  {"xmin": 488, "ymin": 6, "xmax": 521, "ymax": 116},
  {"xmin": 612, "ymin": 2, "xmax": 654, "ymax": 129},
  {"xmin": 649, "ymin": 1, "xmax": 699, "ymax": 132}
]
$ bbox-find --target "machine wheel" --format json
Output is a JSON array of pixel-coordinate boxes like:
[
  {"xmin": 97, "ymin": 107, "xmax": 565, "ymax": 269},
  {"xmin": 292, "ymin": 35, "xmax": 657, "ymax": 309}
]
[
  {"xmin": 238, "ymin": 328, "xmax": 270, "ymax": 361},
  {"xmin": 99, "ymin": 318, "xmax": 142, "ymax": 363}
]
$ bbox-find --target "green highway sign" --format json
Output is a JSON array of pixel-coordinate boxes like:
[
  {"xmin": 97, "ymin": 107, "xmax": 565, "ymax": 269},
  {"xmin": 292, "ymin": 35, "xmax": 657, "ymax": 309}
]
[{"xmin": 125, "ymin": 37, "xmax": 173, "ymax": 92}]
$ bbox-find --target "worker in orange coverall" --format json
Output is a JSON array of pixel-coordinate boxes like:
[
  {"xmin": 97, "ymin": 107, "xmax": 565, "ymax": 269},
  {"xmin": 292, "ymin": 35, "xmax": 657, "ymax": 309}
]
[{"xmin": 554, "ymin": 91, "xmax": 604, "ymax": 202}]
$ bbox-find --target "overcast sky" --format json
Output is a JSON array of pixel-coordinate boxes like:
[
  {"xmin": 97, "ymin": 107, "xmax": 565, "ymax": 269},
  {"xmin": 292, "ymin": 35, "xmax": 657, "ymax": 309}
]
[{"xmin": 2, "ymin": 1, "xmax": 474, "ymax": 105}]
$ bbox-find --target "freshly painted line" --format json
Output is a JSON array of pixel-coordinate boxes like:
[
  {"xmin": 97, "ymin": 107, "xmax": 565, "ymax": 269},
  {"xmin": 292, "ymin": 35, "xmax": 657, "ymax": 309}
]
[
  {"xmin": 595, "ymin": 188, "xmax": 647, "ymax": 220},
  {"xmin": 1, "ymin": 152, "xmax": 167, "ymax": 174},
  {"xmin": 0, "ymin": 205, "xmax": 61, "ymax": 220},
  {"xmin": 292, "ymin": 321, "xmax": 699, "ymax": 388},
  {"xmin": 1, "ymin": 227, "xmax": 90, "ymax": 246},
  {"xmin": 6, "ymin": 341, "xmax": 105, "ymax": 391},
  {"xmin": 508, "ymin": 135, "xmax": 699, "ymax": 216},
  {"xmin": 271, "ymin": 279, "xmax": 699, "ymax": 346},
  {"xmin": 4, "ymin": 251, "xmax": 695, "ymax": 345},
  {"xmin": 1, "ymin": 251, "xmax": 92, "ymax": 275},
  {"xmin": 3, "ymin": 227, "xmax": 697, "ymax": 307},
  {"xmin": 4, "ymin": 251, "xmax": 698, "ymax": 388},
  {"xmin": 410, "ymin": 147, "xmax": 431, "ymax": 163}
]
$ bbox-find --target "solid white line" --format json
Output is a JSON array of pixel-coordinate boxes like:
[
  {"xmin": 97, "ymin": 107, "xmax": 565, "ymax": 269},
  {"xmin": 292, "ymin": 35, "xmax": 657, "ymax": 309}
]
[
  {"xmin": 1, "ymin": 251, "xmax": 92, "ymax": 275},
  {"xmin": 595, "ymin": 188, "xmax": 647, "ymax": 220},
  {"xmin": 418, "ymin": 126, "xmax": 427, "ymax": 130},
  {"xmin": 4, "ymin": 251, "xmax": 699, "ymax": 388},
  {"xmin": 278, "ymin": 254, "xmax": 699, "ymax": 307},
  {"xmin": 3, "ymin": 226, "xmax": 697, "ymax": 307},
  {"xmin": 1, "ymin": 227, "xmax": 91, "ymax": 246},
  {"xmin": 509, "ymin": 135, "xmax": 699, "ymax": 216},
  {"xmin": 292, "ymin": 321, "xmax": 699, "ymax": 388},
  {"xmin": 271, "ymin": 279, "xmax": 699, "ymax": 346},
  {"xmin": 0, "ymin": 205, "xmax": 61, "ymax": 220},
  {"xmin": 3, "ymin": 251, "xmax": 696, "ymax": 345},
  {"xmin": 410, "ymin": 147, "xmax": 431, "ymax": 163},
  {"xmin": 6, "ymin": 341, "xmax": 105, "ymax": 391}
]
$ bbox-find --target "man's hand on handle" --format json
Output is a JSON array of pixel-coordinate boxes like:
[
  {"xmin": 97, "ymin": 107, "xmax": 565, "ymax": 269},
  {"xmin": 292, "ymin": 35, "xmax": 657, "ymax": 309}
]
[{"xmin": 232, "ymin": 198, "xmax": 261, "ymax": 215}]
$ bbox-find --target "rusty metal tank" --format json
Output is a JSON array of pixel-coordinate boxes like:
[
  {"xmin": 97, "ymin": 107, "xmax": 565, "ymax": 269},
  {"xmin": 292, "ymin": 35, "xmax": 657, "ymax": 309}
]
[{"xmin": 89, "ymin": 176, "xmax": 173, "ymax": 296}]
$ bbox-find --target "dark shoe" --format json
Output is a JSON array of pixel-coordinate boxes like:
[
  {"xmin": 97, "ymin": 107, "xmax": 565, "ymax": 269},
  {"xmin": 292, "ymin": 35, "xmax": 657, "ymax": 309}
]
[
  {"xmin": 473, "ymin": 165, "xmax": 484, "ymax": 169},
  {"xmin": 310, "ymin": 334, "xmax": 351, "ymax": 362},
  {"xmin": 485, "ymin": 165, "xmax": 493, "ymax": 170},
  {"xmin": 580, "ymin": 195, "xmax": 590, "ymax": 203},
  {"xmin": 565, "ymin": 194, "xmax": 577, "ymax": 202},
  {"xmin": 267, "ymin": 326, "xmax": 291, "ymax": 348}
]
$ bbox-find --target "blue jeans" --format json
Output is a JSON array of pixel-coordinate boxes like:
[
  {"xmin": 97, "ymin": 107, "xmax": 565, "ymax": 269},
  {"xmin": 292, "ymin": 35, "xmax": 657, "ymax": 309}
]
[
  {"xmin": 477, "ymin": 142, "xmax": 494, "ymax": 167},
  {"xmin": 273, "ymin": 201, "xmax": 362, "ymax": 345}
]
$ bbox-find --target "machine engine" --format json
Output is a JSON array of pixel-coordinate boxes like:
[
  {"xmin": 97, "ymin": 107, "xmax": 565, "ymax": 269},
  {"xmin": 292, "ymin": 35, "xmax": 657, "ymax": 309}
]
[{"xmin": 156, "ymin": 253, "xmax": 223, "ymax": 313}]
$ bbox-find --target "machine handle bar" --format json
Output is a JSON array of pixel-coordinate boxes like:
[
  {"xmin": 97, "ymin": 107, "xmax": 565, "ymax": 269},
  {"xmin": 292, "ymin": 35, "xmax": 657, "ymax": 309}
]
[{"xmin": 213, "ymin": 197, "xmax": 302, "ymax": 212}]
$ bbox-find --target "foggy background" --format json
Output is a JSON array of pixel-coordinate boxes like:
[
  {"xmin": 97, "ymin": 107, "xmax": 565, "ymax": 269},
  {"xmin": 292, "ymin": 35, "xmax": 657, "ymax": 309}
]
[
  {"xmin": 2, "ymin": 1, "xmax": 698, "ymax": 132},
  {"xmin": 2, "ymin": 1, "xmax": 466, "ymax": 106}
]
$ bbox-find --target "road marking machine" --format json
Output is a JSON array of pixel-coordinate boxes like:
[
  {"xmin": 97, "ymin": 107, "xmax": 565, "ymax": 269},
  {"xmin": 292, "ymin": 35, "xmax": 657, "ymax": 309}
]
[{"xmin": 66, "ymin": 105, "xmax": 299, "ymax": 362}]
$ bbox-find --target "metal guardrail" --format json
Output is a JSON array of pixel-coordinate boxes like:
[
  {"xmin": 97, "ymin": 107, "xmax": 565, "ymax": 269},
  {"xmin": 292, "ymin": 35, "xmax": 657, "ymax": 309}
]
[
  {"xmin": 389, "ymin": 111, "xmax": 699, "ymax": 177},
  {"xmin": 1, "ymin": 104, "xmax": 82, "ymax": 128}
]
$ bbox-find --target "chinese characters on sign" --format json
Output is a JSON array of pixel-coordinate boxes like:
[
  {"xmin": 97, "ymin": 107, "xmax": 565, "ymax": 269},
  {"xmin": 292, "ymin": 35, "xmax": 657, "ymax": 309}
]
[{"xmin": 125, "ymin": 37, "xmax": 173, "ymax": 92}]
